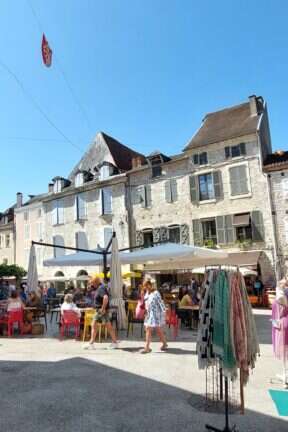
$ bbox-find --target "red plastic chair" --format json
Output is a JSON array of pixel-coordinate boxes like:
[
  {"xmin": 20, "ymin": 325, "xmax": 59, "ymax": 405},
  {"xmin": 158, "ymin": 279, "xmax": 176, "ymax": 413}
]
[
  {"xmin": 7, "ymin": 309, "xmax": 24, "ymax": 337},
  {"xmin": 60, "ymin": 310, "xmax": 80, "ymax": 339},
  {"xmin": 166, "ymin": 305, "xmax": 179, "ymax": 339}
]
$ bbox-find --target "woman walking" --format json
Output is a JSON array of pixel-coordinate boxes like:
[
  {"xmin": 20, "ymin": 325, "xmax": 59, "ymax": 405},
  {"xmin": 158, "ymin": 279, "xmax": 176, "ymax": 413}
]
[{"xmin": 141, "ymin": 280, "xmax": 168, "ymax": 354}]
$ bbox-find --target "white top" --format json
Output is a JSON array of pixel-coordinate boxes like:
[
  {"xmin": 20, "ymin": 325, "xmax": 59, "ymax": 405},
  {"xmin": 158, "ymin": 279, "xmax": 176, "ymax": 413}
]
[
  {"xmin": 7, "ymin": 299, "xmax": 23, "ymax": 312},
  {"xmin": 61, "ymin": 302, "xmax": 81, "ymax": 317}
]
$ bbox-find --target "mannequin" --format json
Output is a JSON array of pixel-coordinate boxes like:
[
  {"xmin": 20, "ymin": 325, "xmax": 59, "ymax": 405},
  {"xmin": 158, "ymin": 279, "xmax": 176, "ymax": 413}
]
[{"xmin": 271, "ymin": 280, "xmax": 288, "ymax": 388}]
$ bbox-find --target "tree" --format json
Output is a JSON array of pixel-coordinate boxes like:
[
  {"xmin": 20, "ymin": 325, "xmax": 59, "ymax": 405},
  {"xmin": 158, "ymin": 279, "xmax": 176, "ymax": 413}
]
[{"xmin": 0, "ymin": 264, "xmax": 27, "ymax": 281}]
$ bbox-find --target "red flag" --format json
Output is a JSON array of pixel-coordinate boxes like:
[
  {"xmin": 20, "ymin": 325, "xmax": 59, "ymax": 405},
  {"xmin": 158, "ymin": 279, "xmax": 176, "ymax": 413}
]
[{"xmin": 42, "ymin": 34, "xmax": 52, "ymax": 67}]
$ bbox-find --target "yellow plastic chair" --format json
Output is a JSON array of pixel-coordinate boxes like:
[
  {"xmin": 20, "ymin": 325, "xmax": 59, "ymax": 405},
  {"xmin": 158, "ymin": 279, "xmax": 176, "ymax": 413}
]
[{"xmin": 82, "ymin": 309, "xmax": 108, "ymax": 342}]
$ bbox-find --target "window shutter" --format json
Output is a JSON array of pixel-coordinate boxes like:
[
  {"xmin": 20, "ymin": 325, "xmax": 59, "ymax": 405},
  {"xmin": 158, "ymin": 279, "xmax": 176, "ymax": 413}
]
[
  {"xmin": 131, "ymin": 186, "xmax": 141, "ymax": 205},
  {"xmin": 180, "ymin": 224, "xmax": 190, "ymax": 245},
  {"xmin": 193, "ymin": 154, "xmax": 199, "ymax": 165},
  {"xmin": 190, "ymin": 176, "xmax": 198, "ymax": 203},
  {"xmin": 251, "ymin": 211, "xmax": 265, "ymax": 242},
  {"xmin": 74, "ymin": 196, "xmax": 79, "ymax": 221},
  {"xmin": 145, "ymin": 185, "xmax": 152, "ymax": 208},
  {"xmin": 216, "ymin": 216, "xmax": 226, "ymax": 244},
  {"xmin": 78, "ymin": 193, "xmax": 87, "ymax": 219},
  {"xmin": 135, "ymin": 230, "xmax": 144, "ymax": 246},
  {"xmin": 102, "ymin": 188, "xmax": 112, "ymax": 214},
  {"xmin": 225, "ymin": 147, "xmax": 231, "ymax": 159},
  {"xmin": 76, "ymin": 232, "xmax": 88, "ymax": 249},
  {"xmin": 240, "ymin": 142, "xmax": 246, "ymax": 156},
  {"xmin": 171, "ymin": 179, "xmax": 178, "ymax": 202},
  {"xmin": 104, "ymin": 227, "xmax": 113, "ymax": 249},
  {"xmin": 213, "ymin": 171, "xmax": 222, "ymax": 199},
  {"xmin": 192, "ymin": 220, "xmax": 202, "ymax": 246},
  {"xmin": 200, "ymin": 152, "xmax": 208, "ymax": 165},
  {"xmin": 53, "ymin": 235, "xmax": 65, "ymax": 258},
  {"xmin": 165, "ymin": 180, "xmax": 172, "ymax": 203},
  {"xmin": 229, "ymin": 167, "xmax": 240, "ymax": 196},
  {"xmin": 153, "ymin": 227, "xmax": 161, "ymax": 244},
  {"xmin": 52, "ymin": 202, "xmax": 57, "ymax": 225},
  {"xmin": 238, "ymin": 165, "xmax": 249, "ymax": 194},
  {"xmin": 285, "ymin": 220, "xmax": 288, "ymax": 243},
  {"xmin": 225, "ymin": 215, "xmax": 235, "ymax": 243},
  {"xmin": 58, "ymin": 200, "xmax": 64, "ymax": 224},
  {"xmin": 139, "ymin": 186, "xmax": 146, "ymax": 208},
  {"xmin": 160, "ymin": 226, "xmax": 169, "ymax": 242}
]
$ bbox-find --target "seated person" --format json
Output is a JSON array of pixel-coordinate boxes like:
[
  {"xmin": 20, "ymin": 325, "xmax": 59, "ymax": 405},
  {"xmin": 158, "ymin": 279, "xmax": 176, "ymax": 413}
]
[
  {"xmin": 7, "ymin": 291, "xmax": 24, "ymax": 312},
  {"xmin": 18, "ymin": 285, "xmax": 27, "ymax": 304},
  {"xmin": 47, "ymin": 284, "xmax": 57, "ymax": 298},
  {"xmin": 73, "ymin": 287, "xmax": 84, "ymax": 304},
  {"xmin": 27, "ymin": 291, "xmax": 42, "ymax": 308},
  {"xmin": 61, "ymin": 294, "xmax": 81, "ymax": 318},
  {"xmin": 179, "ymin": 291, "xmax": 193, "ymax": 307}
]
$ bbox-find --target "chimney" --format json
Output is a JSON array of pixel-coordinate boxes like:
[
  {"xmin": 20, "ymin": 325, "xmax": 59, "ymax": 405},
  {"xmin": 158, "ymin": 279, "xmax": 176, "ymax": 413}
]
[
  {"xmin": 16, "ymin": 192, "xmax": 23, "ymax": 208},
  {"xmin": 48, "ymin": 183, "xmax": 54, "ymax": 193},
  {"xmin": 28, "ymin": 195, "xmax": 35, "ymax": 200},
  {"xmin": 249, "ymin": 95, "xmax": 258, "ymax": 116},
  {"xmin": 132, "ymin": 156, "xmax": 142, "ymax": 169}
]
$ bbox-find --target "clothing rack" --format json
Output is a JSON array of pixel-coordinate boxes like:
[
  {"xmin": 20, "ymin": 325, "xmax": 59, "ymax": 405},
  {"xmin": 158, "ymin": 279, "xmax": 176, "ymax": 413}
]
[{"xmin": 202, "ymin": 266, "xmax": 241, "ymax": 432}]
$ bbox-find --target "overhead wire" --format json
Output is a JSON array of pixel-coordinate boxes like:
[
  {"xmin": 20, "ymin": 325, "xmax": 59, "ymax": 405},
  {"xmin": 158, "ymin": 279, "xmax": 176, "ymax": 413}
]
[
  {"xmin": 27, "ymin": 0, "xmax": 94, "ymax": 135},
  {"xmin": 0, "ymin": 59, "xmax": 83, "ymax": 153}
]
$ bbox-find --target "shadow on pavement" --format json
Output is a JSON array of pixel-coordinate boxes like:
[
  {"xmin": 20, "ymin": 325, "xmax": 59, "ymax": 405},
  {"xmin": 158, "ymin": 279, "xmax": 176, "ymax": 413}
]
[{"xmin": 0, "ymin": 357, "xmax": 286, "ymax": 432}]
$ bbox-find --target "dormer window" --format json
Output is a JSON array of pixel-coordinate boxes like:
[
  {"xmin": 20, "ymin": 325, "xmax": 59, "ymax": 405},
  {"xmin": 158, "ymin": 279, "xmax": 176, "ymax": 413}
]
[
  {"xmin": 99, "ymin": 164, "xmax": 113, "ymax": 181},
  {"xmin": 53, "ymin": 179, "xmax": 63, "ymax": 193},
  {"xmin": 75, "ymin": 172, "xmax": 84, "ymax": 187}
]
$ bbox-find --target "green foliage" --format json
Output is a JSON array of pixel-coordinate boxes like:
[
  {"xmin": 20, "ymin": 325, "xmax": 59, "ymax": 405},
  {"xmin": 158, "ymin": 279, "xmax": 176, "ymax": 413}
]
[
  {"xmin": 202, "ymin": 239, "xmax": 216, "ymax": 249},
  {"xmin": 0, "ymin": 264, "xmax": 27, "ymax": 280}
]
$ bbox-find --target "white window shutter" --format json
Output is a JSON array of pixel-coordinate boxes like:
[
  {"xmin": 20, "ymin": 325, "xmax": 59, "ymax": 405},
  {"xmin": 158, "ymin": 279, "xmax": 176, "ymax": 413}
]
[
  {"xmin": 52, "ymin": 201, "xmax": 57, "ymax": 225},
  {"xmin": 74, "ymin": 196, "xmax": 79, "ymax": 221},
  {"xmin": 53, "ymin": 235, "xmax": 65, "ymax": 258},
  {"xmin": 58, "ymin": 200, "xmax": 64, "ymax": 224},
  {"xmin": 285, "ymin": 220, "xmax": 288, "ymax": 243},
  {"xmin": 102, "ymin": 188, "xmax": 112, "ymax": 214},
  {"xmin": 78, "ymin": 193, "xmax": 87, "ymax": 219}
]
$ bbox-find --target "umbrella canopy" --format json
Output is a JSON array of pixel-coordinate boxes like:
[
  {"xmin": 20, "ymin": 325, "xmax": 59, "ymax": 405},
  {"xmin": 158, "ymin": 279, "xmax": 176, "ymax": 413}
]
[
  {"xmin": 122, "ymin": 271, "xmax": 142, "ymax": 279},
  {"xmin": 43, "ymin": 243, "xmax": 228, "ymax": 267},
  {"xmin": 110, "ymin": 235, "xmax": 127, "ymax": 329},
  {"xmin": 191, "ymin": 266, "xmax": 258, "ymax": 276},
  {"xmin": 27, "ymin": 244, "xmax": 38, "ymax": 292}
]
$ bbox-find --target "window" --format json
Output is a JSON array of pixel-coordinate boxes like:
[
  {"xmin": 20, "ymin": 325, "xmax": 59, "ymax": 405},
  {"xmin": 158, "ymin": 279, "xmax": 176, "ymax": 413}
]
[
  {"xmin": 53, "ymin": 179, "xmax": 62, "ymax": 193},
  {"xmin": 168, "ymin": 225, "xmax": 180, "ymax": 243},
  {"xmin": 37, "ymin": 208, "xmax": 42, "ymax": 218},
  {"xmin": 143, "ymin": 230, "xmax": 153, "ymax": 248},
  {"xmin": 75, "ymin": 172, "xmax": 84, "ymax": 187},
  {"xmin": 229, "ymin": 165, "xmax": 249, "ymax": 196},
  {"xmin": 193, "ymin": 152, "xmax": 208, "ymax": 166},
  {"xmin": 133, "ymin": 185, "xmax": 152, "ymax": 208},
  {"xmin": 285, "ymin": 219, "xmax": 288, "ymax": 243},
  {"xmin": 101, "ymin": 188, "xmax": 112, "ymax": 215},
  {"xmin": 53, "ymin": 235, "xmax": 65, "ymax": 258},
  {"xmin": 5, "ymin": 234, "xmax": 10, "ymax": 248},
  {"xmin": 152, "ymin": 165, "xmax": 162, "ymax": 178},
  {"xmin": 202, "ymin": 219, "xmax": 217, "ymax": 245},
  {"xmin": 225, "ymin": 143, "xmax": 246, "ymax": 159},
  {"xmin": 24, "ymin": 211, "xmax": 29, "ymax": 222},
  {"xmin": 165, "ymin": 179, "xmax": 178, "ymax": 203},
  {"xmin": 233, "ymin": 213, "xmax": 252, "ymax": 241},
  {"xmin": 2, "ymin": 258, "xmax": 8, "ymax": 265},
  {"xmin": 75, "ymin": 193, "xmax": 87, "ymax": 220},
  {"xmin": 198, "ymin": 173, "xmax": 214, "ymax": 201},
  {"xmin": 24, "ymin": 224, "xmax": 30, "ymax": 241},
  {"xmin": 75, "ymin": 231, "xmax": 89, "ymax": 249},
  {"xmin": 99, "ymin": 165, "xmax": 113, "ymax": 181},
  {"xmin": 52, "ymin": 200, "xmax": 64, "ymax": 225},
  {"xmin": 0, "ymin": 235, "xmax": 2, "ymax": 249},
  {"xmin": 282, "ymin": 178, "xmax": 288, "ymax": 198}
]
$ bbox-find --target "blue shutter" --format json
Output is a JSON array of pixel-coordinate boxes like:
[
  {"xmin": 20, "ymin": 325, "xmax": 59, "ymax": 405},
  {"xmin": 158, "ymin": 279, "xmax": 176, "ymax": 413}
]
[
  {"xmin": 78, "ymin": 193, "xmax": 87, "ymax": 219},
  {"xmin": 57, "ymin": 200, "xmax": 64, "ymax": 224}
]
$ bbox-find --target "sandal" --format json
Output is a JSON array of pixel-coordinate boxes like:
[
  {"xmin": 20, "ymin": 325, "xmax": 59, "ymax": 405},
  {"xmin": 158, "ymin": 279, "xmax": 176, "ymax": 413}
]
[
  {"xmin": 160, "ymin": 343, "xmax": 168, "ymax": 351},
  {"xmin": 140, "ymin": 348, "xmax": 152, "ymax": 354}
]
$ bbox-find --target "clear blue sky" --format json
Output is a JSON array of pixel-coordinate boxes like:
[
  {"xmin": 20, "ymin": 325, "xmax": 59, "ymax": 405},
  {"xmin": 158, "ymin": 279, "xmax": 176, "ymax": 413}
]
[{"xmin": 1, "ymin": 0, "xmax": 287, "ymax": 210}]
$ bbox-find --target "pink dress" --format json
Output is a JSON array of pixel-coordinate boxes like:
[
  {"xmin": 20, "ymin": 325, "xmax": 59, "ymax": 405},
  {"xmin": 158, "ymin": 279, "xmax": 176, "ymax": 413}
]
[{"xmin": 272, "ymin": 300, "xmax": 288, "ymax": 360}]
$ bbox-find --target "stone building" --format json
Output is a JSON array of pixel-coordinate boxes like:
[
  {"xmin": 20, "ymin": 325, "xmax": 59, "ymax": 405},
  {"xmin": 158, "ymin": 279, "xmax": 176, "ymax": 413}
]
[
  {"xmin": 128, "ymin": 95, "xmax": 277, "ymax": 283},
  {"xmin": 0, "ymin": 201, "xmax": 16, "ymax": 266},
  {"xmin": 40, "ymin": 132, "xmax": 145, "ymax": 282},
  {"xmin": 263, "ymin": 150, "xmax": 288, "ymax": 277},
  {"xmin": 14, "ymin": 193, "xmax": 46, "ymax": 275}
]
